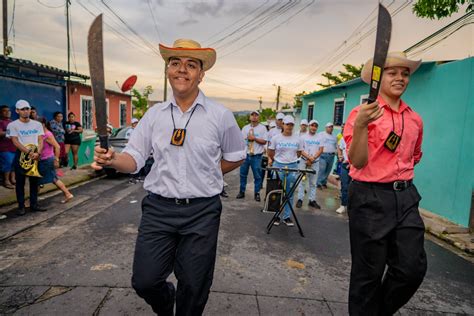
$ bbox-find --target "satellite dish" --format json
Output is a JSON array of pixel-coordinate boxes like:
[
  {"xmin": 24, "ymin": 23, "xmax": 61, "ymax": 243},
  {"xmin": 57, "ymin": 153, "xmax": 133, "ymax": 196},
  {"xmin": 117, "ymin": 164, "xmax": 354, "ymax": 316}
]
[{"xmin": 121, "ymin": 75, "xmax": 138, "ymax": 93}]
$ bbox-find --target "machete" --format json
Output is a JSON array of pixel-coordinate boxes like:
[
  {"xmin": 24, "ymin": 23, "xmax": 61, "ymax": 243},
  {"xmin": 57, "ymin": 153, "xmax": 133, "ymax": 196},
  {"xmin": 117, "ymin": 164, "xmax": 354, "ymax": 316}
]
[
  {"xmin": 87, "ymin": 14, "xmax": 109, "ymax": 150},
  {"xmin": 368, "ymin": 3, "xmax": 392, "ymax": 104}
]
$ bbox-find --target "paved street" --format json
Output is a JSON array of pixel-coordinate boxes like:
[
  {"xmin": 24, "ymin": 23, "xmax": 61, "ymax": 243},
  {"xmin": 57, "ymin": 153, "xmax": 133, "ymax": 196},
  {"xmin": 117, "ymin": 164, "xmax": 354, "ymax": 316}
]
[{"xmin": 0, "ymin": 171, "xmax": 473, "ymax": 315}]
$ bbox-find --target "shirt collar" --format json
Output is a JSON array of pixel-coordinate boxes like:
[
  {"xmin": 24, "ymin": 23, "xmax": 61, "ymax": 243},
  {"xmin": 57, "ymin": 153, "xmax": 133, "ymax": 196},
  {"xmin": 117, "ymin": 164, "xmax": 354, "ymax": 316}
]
[
  {"xmin": 377, "ymin": 95, "xmax": 411, "ymax": 113},
  {"xmin": 161, "ymin": 90, "xmax": 207, "ymax": 113}
]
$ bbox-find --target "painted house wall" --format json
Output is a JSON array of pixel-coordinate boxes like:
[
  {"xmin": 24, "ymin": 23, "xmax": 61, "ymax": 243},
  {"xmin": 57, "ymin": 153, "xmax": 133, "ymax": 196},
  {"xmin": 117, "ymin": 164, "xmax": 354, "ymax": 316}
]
[
  {"xmin": 0, "ymin": 76, "xmax": 66, "ymax": 121},
  {"xmin": 301, "ymin": 57, "xmax": 473, "ymax": 227}
]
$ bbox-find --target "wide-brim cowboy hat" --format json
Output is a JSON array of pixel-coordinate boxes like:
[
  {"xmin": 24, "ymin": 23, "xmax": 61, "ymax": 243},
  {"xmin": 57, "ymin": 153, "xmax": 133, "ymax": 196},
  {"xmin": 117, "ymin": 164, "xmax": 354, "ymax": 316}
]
[
  {"xmin": 159, "ymin": 39, "xmax": 216, "ymax": 71},
  {"xmin": 361, "ymin": 51, "xmax": 422, "ymax": 84}
]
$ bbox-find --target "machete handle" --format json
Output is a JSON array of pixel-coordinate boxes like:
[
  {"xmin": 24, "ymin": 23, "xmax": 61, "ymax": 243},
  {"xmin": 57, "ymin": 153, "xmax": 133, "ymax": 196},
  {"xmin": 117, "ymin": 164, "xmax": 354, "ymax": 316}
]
[{"xmin": 99, "ymin": 135, "xmax": 109, "ymax": 152}]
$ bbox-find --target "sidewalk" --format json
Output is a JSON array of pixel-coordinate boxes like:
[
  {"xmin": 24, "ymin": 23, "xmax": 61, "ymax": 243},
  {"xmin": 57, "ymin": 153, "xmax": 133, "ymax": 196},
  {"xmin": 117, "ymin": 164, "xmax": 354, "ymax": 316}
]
[
  {"xmin": 327, "ymin": 174, "xmax": 473, "ymax": 256},
  {"xmin": 0, "ymin": 165, "xmax": 102, "ymax": 215}
]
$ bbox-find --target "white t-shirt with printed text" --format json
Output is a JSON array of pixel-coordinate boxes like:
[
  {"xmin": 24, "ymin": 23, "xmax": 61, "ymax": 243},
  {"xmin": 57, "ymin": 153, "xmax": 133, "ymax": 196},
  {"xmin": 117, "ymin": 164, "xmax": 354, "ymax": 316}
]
[
  {"xmin": 268, "ymin": 133, "xmax": 303, "ymax": 164},
  {"xmin": 241, "ymin": 123, "xmax": 268, "ymax": 155},
  {"xmin": 6, "ymin": 119, "xmax": 44, "ymax": 146}
]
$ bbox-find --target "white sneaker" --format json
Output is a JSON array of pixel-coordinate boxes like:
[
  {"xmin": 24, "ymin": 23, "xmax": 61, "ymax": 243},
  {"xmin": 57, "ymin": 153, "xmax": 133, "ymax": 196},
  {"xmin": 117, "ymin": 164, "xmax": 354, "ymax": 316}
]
[{"xmin": 336, "ymin": 206, "xmax": 346, "ymax": 214}]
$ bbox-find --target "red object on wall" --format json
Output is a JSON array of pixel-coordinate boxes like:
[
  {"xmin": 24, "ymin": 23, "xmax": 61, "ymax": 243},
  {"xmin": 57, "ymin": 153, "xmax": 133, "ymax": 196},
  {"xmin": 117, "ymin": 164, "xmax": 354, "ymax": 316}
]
[{"xmin": 121, "ymin": 75, "xmax": 137, "ymax": 93}]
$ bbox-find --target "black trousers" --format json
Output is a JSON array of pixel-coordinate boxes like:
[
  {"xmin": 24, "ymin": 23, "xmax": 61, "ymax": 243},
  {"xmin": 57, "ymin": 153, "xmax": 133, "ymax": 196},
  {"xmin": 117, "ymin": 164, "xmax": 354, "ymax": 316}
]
[
  {"xmin": 132, "ymin": 194, "xmax": 222, "ymax": 316},
  {"xmin": 347, "ymin": 181, "xmax": 427, "ymax": 316},
  {"xmin": 14, "ymin": 152, "xmax": 39, "ymax": 209}
]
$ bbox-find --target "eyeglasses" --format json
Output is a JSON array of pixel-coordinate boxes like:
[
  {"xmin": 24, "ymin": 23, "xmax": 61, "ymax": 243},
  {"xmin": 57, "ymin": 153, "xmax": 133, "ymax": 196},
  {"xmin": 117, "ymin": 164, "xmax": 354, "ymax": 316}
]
[
  {"xmin": 19, "ymin": 108, "xmax": 31, "ymax": 111},
  {"xmin": 168, "ymin": 59, "xmax": 200, "ymax": 71}
]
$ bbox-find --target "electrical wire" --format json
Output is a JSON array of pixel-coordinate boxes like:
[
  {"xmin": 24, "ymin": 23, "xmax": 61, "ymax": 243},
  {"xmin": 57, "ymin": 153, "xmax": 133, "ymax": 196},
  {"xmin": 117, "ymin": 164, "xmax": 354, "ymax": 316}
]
[
  {"xmin": 147, "ymin": 0, "xmax": 162, "ymax": 43},
  {"xmin": 36, "ymin": 0, "xmax": 65, "ymax": 9}
]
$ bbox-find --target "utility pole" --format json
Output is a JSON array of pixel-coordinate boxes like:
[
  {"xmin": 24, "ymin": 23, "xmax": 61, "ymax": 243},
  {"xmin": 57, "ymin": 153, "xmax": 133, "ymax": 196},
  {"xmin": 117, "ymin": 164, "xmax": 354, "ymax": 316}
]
[
  {"xmin": 3, "ymin": 0, "xmax": 8, "ymax": 56},
  {"xmin": 66, "ymin": 0, "xmax": 71, "ymax": 78},
  {"xmin": 275, "ymin": 85, "xmax": 281, "ymax": 111},
  {"xmin": 258, "ymin": 96, "xmax": 262, "ymax": 112},
  {"xmin": 163, "ymin": 64, "xmax": 168, "ymax": 101}
]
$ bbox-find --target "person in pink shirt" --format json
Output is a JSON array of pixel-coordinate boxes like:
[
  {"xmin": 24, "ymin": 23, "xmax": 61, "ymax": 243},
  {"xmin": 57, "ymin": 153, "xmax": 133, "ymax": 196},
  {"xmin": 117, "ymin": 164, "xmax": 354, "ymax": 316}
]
[
  {"xmin": 0, "ymin": 105, "xmax": 16, "ymax": 189},
  {"xmin": 38, "ymin": 118, "xmax": 74, "ymax": 203},
  {"xmin": 343, "ymin": 52, "xmax": 426, "ymax": 315}
]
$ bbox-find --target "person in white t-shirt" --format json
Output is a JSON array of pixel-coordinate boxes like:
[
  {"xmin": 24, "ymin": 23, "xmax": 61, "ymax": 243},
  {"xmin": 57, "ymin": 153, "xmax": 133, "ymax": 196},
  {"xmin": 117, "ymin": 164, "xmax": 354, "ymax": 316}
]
[
  {"xmin": 267, "ymin": 112, "xmax": 284, "ymax": 146},
  {"xmin": 7, "ymin": 100, "xmax": 45, "ymax": 216},
  {"xmin": 317, "ymin": 122, "xmax": 338, "ymax": 188},
  {"xmin": 297, "ymin": 119, "xmax": 308, "ymax": 137},
  {"xmin": 237, "ymin": 110, "xmax": 268, "ymax": 201},
  {"xmin": 267, "ymin": 115, "xmax": 303, "ymax": 227},
  {"xmin": 125, "ymin": 118, "xmax": 139, "ymax": 140},
  {"xmin": 296, "ymin": 119, "xmax": 324, "ymax": 209}
]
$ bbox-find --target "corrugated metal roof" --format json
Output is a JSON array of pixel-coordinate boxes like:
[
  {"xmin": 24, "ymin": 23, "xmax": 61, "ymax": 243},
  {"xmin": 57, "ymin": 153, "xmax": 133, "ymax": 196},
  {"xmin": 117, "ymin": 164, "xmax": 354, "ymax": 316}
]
[{"xmin": 0, "ymin": 55, "xmax": 89, "ymax": 80}]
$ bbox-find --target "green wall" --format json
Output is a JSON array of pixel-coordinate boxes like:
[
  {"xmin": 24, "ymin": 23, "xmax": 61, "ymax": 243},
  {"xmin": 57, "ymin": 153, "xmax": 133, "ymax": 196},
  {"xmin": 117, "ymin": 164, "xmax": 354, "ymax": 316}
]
[
  {"xmin": 67, "ymin": 133, "xmax": 96, "ymax": 167},
  {"xmin": 302, "ymin": 57, "xmax": 473, "ymax": 227}
]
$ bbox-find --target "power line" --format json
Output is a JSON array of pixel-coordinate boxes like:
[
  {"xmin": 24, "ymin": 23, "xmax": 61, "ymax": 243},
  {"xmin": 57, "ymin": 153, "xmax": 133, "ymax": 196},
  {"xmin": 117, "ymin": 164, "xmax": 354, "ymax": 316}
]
[
  {"xmin": 146, "ymin": 0, "xmax": 162, "ymax": 43},
  {"xmin": 36, "ymin": 0, "xmax": 65, "ymax": 9}
]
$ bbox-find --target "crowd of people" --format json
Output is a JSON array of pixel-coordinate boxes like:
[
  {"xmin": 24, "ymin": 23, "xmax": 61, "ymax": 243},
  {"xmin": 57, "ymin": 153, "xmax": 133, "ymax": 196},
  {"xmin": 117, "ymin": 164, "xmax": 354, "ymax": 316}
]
[
  {"xmin": 237, "ymin": 110, "xmax": 350, "ymax": 226},
  {"xmin": 0, "ymin": 100, "xmax": 86, "ymax": 215}
]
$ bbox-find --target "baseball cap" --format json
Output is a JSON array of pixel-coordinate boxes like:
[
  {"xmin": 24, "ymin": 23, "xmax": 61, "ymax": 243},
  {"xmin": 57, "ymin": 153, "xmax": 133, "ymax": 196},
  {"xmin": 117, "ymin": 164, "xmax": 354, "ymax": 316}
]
[
  {"xmin": 131, "ymin": 118, "xmax": 139, "ymax": 124},
  {"xmin": 250, "ymin": 110, "xmax": 259, "ymax": 115},
  {"xmin": 300, "ymin": 119, "xmax": 308, "ymax": 126},
  {"xmin": 283, "ymin": 115, "xmax": 295, "ymax": 125},
  {"xmin": 309, "ymin": 119, "xmax": 319, "ymax": 126},
  {"xmin": 15, "ymin": 99, "xmax": 31, "ymax": 110},
  {"xmin": 269, "ymin": 121, "xmax": 276, "ymax": 128},
  {"xmin": 325, "ymin": 122, "xmax": 334, "ymax": 127},
  {"xmin": 276, "ymin": 112, "xmax": 285, "ymax": 120}
]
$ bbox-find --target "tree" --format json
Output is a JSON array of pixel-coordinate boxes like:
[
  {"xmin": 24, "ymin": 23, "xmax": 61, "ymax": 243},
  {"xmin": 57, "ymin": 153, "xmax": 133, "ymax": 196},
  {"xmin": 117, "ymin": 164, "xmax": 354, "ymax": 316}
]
[
  {"xmin": 293, "ymin": 91, "xmax": 306, "ymax": 110},
  {"xmin": 413, "ymin": 0, "xmax": 472, "ymax": 19},
  {"xmin": 317, "ymin": 63, "xmax": 363, "ymax": 88},
  {"xmin": 131, "ymin": 86, "xmax": 153, "ymax": 119}
]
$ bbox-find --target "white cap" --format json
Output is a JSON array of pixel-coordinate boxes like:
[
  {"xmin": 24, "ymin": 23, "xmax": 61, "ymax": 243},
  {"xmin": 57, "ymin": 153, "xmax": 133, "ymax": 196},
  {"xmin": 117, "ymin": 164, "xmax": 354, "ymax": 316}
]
[
  {"xmin": 269, "ymin": 121, "xmax": 276, "ymax": 128},
  {"xmin": 325, "ymin": 122, "xmax": 334, "ymax": 127},
  {"xmin": 309, "ymin": 119, "xmax": 319, "ymax": 126},
  {"xmin": 283, "ymin": 115, "xmax": 295, "ymax": 125},
  {"xmin": 276, "ymin": 112, "xmax": 285, "ymax": 120},
  {"xmin": 131, "ymin": 118, "xmax": 139, "ymax": 124},
  {"xmin": 300, "ymin": 119, "xmax": 308, "ymax": 126},
  {"xmin": 250, "ymin": 110, "xmax": 259, "ymax": 115},
  {"xmin": 15, "ymin": 99, "xmax": 31, "ymax": 110}
]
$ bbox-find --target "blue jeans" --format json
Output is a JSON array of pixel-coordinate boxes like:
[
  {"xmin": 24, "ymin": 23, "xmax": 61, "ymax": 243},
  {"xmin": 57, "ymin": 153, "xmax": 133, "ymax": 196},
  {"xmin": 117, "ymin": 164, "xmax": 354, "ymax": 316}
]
[
  {"xmin": 340, "ymin": 162, "xmax": 351, "ymax": 206},
  {"xmin": 239, "ymin": 154, "xmax": 263, "ymax": 193},
  {"xmin": 317, "ymin": 153, "xmax": 335, "ymax": 186},
  {"xmin": 297, "ymin": 159, "xmax": 320, "ymax": 202},
  {"xmin": 273, "ymin": 161, "xmax": 298, "ymax": 220}
]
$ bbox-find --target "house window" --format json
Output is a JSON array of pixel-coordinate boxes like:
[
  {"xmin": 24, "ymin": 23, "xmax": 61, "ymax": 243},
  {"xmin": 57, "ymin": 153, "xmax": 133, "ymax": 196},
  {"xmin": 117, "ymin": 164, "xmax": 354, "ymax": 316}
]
[
  {"xmin": 360, "ymin": 94, "xmax": 369, "ymax": 104},
  {"xmin": 120, "ymin": 101, "xmax": 127, "ymax": 126},
  {"xmin": 81, "ymin": 96, "xmax": 93, "ymax": 130},
  {"xmin": 307, "ymin": 102, "xmax": 314, "ymax": 120},
  {"xmin": 333, "ymin": 98, "xmax": 345, "ymax": 126}
]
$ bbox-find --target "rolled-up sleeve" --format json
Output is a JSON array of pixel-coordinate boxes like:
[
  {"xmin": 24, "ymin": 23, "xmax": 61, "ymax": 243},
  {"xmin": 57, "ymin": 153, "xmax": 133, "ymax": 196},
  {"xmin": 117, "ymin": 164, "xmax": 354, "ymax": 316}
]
[
  {"xmin": 220, "ymin": 110, "xmax": 246, "ymax": 162},
  {"xmin": 122, "ymin": 108, "xmax": 154, "ymax": 173}
]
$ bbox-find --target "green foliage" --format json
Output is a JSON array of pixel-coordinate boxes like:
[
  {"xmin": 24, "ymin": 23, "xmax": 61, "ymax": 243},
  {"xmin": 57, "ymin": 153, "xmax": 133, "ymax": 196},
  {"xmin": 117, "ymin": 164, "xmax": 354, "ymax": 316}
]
[
  {"xmin": 413, "ymin": 0, "xmax": 472, "ymax": 19},
  {"xmin": 293, "ymin": 91, "xmax": 306, "ymax": 109},
  {"xmin": 131, "ymin": 86, "xmax": 153, "ymax": 119},
  {"xmin": 317, "ymin": 64, "xmax": 363, "ymax": 88},
  {"xmin": 234, "ymin": 107, "xmax": 276, "ymax": 129}
]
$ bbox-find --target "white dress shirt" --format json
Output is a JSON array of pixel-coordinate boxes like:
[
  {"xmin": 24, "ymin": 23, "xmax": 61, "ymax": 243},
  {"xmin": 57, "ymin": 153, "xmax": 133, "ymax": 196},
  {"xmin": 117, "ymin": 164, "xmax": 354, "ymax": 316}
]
[
  {"xmin": 123, "ymin": 90, "xmax": 246, "ymax": 198},
  {"xmin": 268, "ymin": 133, "xmax": 303, "ymax": 164},
  {"xmin": 318, "ymin": 131, "xmax": 338, "ymax": 153},
  {"xmin": 241, "ymin": 123, "xmax": 268, "ymax": 155}
]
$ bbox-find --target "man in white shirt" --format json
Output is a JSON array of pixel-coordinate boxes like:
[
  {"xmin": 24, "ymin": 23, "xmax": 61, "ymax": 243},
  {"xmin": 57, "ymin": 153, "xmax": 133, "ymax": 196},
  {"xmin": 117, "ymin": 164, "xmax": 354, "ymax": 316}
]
[
  {"xmin": 93, "ymin": 39, "xmax": 245, "ymax": 316},
  {"xmin": 237, "ymin": 110, "xmax": 268, "ymax": 201},
  {"xmin": 296, "ymin": 120, "xmax": 324, "ymax": 209},
  {"xmin": 125, "ymin": 117, "xmax": 139, "ymax": 139},
  {"xmin": 317, "ymin": 122, "xmax": 338, "ymax": 189},
  {"xmin": 7, "ymin": 100, "xmax": 45, "ymax": 215},
  {"xmin": 267, "ymin": 112, "xmax": 284, "ymax": 145}
]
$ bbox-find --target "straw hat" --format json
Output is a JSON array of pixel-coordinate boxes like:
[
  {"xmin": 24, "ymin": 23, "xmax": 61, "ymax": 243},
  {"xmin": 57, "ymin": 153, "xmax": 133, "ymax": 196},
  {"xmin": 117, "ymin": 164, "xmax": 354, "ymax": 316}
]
[
  {"xmin": 159, "ymin": 39, "xmax": 216, "ymax": 71},
  {"xmin": 361, "ymin": 52, "xmax": 422, "ymax": 84}
]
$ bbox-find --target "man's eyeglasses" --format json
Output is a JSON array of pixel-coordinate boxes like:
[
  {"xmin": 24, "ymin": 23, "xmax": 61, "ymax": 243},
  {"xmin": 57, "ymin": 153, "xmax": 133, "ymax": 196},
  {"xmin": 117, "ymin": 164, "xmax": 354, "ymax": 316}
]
[{"xmin": 168, "ymin": 60, "xmax": 200, "ymax": 71}]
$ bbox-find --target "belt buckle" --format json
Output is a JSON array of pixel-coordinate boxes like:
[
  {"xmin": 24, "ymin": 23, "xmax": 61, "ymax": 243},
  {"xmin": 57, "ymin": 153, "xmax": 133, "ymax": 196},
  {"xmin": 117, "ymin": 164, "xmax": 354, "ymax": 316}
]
[
  {"xmin": 175, "ymin": 198, "xmax": 189, "ymax": 205},
  {"xmin": 393, "ymin": 181, "xmax": 405, "ymax": 191}
]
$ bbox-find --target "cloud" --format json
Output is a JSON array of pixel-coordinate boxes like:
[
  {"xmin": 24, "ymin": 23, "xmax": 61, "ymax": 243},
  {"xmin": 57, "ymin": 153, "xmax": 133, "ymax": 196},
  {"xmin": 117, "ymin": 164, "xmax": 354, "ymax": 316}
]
[
  {"xmin": 178, "ymin": 18, "xmax": 199, "ymax": 26},
  {"xmin": 184, "ymin": 0, "xmax": 225, "ymax": 17}
]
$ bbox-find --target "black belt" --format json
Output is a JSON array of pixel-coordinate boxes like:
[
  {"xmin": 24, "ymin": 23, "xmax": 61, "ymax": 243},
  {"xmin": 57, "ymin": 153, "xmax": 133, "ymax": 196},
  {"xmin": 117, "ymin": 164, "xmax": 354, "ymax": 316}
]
[
  {"xmin": 148, "ymin": 192, "xmax": 218, "ymax": 205},
  {"xmin": 352, "ymin": 180, "xmax": 413, "ymax": 191}
]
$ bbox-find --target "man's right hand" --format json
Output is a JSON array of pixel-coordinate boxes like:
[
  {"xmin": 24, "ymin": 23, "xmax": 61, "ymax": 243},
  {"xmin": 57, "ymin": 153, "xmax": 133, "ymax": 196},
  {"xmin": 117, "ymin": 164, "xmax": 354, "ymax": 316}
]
[
  {"xmin": 92, "ymin": 146, "xmax": 115, "ymax": 170},
  {"xmin": 354, "ymin": 101, "xmax": 384, "ymax": 128}
]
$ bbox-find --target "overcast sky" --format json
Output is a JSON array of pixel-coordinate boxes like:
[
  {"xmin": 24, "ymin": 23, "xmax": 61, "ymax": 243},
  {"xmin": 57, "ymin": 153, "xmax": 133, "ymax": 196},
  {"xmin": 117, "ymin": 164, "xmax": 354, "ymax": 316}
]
[{"xmin": 2, "ymin": 0, "xmax": 472, "ymax": 110}]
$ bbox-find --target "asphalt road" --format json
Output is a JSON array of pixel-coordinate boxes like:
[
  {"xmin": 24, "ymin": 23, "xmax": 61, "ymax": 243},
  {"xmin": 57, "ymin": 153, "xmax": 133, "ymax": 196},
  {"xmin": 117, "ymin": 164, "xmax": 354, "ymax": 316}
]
[{"xmin": 0, "ymin": 171, "xmax": 473, "ymax": 315}]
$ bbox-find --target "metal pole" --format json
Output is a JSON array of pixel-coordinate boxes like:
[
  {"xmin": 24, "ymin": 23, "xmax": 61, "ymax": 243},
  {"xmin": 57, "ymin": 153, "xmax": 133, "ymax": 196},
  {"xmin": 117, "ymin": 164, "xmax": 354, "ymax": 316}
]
[
  {"xmin": 66, "ymin": 0, "xmax": 70, "ymax": 78},
  {"xmin": 3, "ymin": 0, "xmax": 7, "ymax": 56},
  {"xmin": 276, "ymin": 85, "xmax": 281, "ymax": 111}
]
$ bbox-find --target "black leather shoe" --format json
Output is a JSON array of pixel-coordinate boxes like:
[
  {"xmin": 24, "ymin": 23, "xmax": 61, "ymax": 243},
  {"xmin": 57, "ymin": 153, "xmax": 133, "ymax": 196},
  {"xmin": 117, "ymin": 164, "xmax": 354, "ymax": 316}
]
[
  {"xmin": 296, "ymin": 199, "xmax": 303, "ymax": 208},
  {"xmin": 236, "ymin": 192, "xmax": 245, "ymax": 199},
  {"xmin": 220, "ymin": 189, "xmax": 229, "ymax": 198},
  {"xmin": 16, "ymin": 207, "xmax": 26, "ymax": 216},
  {"xmin": 254, "ymin": 193, "xmax": 261, "ymax": 202},
  {"xmin": 31, "ymin": 205, "xmax": 47, "ymax": 212},
  {"xmin": 309, "ymin": 200, "xmax": 321, "ymax": 209}
]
